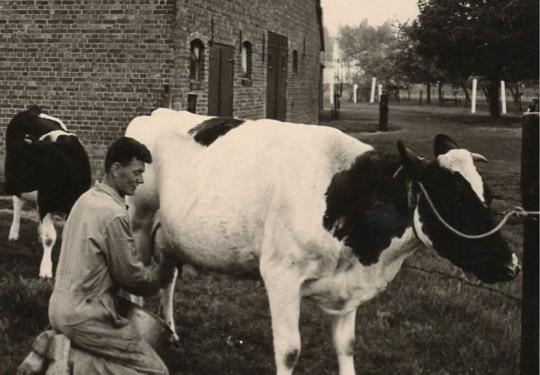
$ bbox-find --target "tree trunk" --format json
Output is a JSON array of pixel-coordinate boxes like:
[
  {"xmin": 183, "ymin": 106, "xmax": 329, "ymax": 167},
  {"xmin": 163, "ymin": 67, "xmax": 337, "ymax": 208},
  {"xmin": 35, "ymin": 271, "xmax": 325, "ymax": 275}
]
[
  {"xmin": 487, "ymin": 79, "xmax": 501, "ymax": 118},
  {"xmin": 460, "ymin": 85, "xmax": 471, "ymax": 106},
  {"xmin": 426, "ymin": 82, "xmax": 431, "ymax": 104},
  {"xmin": 482, "ymin": 87, "xmax": 489, "ymax": 102},
  {"xmin": 438, "ymin": 82, "xmax": 444, "ymax": 105},
  {"xmin": 508, "ymin": 81, "xmax": 522, "ymax": 110}
]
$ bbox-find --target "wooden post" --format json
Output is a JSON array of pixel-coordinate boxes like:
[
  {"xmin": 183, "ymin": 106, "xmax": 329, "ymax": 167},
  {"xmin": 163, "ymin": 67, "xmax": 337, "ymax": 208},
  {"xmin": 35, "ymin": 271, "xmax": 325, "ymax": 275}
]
[
  {"xmin": 333, "ymin": 91, "xmax": 339, "ymax": 120},
  {"xmin": 520, "ymin": 112, "xmax": 539, "ymax": 375},
  {"xmin": 161, "ymin": 84, "xmax": 171, "ymax": 108},
  {"xmin": 377, "ymin": 83, "xmax": 382, "ymax": 103},
  {"xmin": 419, "ymin": 90, "xmax": 423, "ymax": 106},
  {"xmin": 329, "ymin": 76, "xmax": 335, "ymax": 105},
  {"xmin": 353, "ymin": 83, "xmax": 358, "ymax": 103},
  {"xmin": 471, "ymin": 78, "xmax": 477, "ymax": 113},
  {"xmin": 379, "ymin": 94, "xmax": 388, "ymax": 132},
  {"xmin": 501, "ymin": 80, "xmax": 507, "ymax": 114}
]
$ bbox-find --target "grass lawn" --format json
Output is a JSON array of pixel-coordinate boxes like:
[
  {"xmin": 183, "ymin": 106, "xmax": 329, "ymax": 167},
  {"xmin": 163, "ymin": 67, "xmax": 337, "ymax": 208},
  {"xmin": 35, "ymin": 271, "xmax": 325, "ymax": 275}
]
[{"xmin": 0, "ymin": 103, "xmax": 528, "ymax": 374}]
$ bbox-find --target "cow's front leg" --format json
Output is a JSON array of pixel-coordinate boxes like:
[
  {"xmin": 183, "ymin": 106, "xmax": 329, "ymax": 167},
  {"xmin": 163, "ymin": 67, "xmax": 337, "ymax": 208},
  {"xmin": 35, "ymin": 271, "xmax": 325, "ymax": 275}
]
[
  {"xmin": 160, "ymin": 266, "xmax": 180, "ymax": 344},
  {"xmin": 261, "ymin": 262, "xmax": 302, "ymax": 375},
  {"xmin": 331, "ymin": 310, "xmax": 357, "ymax": 375},
  {"xmin": 9, "ymin": 195, "xmax": 23, "ymax": 241},
  {"xmin": 38, "ymin": 213, "xmax": 56, "ymax": 278}
]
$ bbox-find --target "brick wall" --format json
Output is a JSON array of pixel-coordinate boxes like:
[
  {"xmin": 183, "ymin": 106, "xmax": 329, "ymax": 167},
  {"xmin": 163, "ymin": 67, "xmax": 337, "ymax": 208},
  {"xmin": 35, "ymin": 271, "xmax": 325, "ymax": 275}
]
[
  {"xmin": 0, "ymin": 0, "xmax": 176, "ymax": 178},
  {"xmin": 0, "ymin": 0, "xmax": 322, "ymax": 179},
  {"xmin": 172, "ymin": 0, "xmax": 322, "ymax": 124}
]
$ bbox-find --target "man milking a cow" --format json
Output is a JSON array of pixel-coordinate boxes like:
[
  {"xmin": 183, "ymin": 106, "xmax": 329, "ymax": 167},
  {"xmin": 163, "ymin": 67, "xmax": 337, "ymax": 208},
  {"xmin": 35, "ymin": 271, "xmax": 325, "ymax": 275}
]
[{"xmin": 19, "ymin": 137, "xmax": 176, "ymax": 375}]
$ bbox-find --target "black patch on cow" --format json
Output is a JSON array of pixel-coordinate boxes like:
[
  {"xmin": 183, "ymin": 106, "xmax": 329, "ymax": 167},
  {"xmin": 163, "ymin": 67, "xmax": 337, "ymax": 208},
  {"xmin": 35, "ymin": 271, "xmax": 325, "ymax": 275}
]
[
  {"xmin": 5, "ymin": 105, "xmax": 64, "ymax": 145},
  {"xmin": 412, "ymin": 165, "xmax": 513, "ymax": 283},
  {"xmin": 4, "ymin": 106, "xmax": 92, "ymax": 219},
  {"xmin": 284, "ymin": 349, "xmax": 299, "ymax": 369},
  {"xmin": 323, "ymin": 151, "xmax": 410, "ymax": 266},
  {"xmin": 188, "ymin": 117, "xmax": 245, "ymax": 146}
]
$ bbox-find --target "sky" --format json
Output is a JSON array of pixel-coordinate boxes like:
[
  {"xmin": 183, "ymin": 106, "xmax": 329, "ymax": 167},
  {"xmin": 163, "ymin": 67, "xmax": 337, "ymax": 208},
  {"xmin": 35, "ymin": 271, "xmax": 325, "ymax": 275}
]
[{"xmin": 321, "ymin": 0, "xmax": 420, "ymax": 36}]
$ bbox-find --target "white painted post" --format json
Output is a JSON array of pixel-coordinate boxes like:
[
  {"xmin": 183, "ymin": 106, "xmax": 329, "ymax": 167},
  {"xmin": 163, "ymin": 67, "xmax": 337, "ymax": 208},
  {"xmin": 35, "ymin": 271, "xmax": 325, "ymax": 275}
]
[
  {"xmin": 501, "ymin": 80, "xmax": 507, "ymax": 114},
  {"xmin": 378, "ymin": 83, "xmax": 383, "ymax": 102},
  {"xmin": 370, "ymin": 77, "xmax": 376, "ymax": 104},
  {"xmin": 471, "ymin": 78, "xmax": 477, "ymax": 114},
  {"xmin": 353, "ymin": 83, "xmax": 358, "ymax": 103}
]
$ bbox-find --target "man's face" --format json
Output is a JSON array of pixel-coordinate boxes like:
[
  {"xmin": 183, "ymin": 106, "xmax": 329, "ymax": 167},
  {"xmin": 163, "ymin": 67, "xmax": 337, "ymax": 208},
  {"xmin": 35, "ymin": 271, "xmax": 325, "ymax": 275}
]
[{"xmin": 112, "ymin": 158, "xmax": 145, "ymax": 197}]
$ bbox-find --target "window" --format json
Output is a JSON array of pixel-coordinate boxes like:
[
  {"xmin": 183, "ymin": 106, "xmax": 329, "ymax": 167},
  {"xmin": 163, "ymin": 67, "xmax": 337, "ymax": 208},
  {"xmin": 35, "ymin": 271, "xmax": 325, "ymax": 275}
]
[
  {"xmin": 292, "ymin": 50, "xmax": 299, "ymax": 73},
  {"xmin": 241, "ymin": 41, "xmax": 252, "ymax": 78},
  {"xmin": 189, "ymin": 39, "xmax": 204, "ymax": 81}
]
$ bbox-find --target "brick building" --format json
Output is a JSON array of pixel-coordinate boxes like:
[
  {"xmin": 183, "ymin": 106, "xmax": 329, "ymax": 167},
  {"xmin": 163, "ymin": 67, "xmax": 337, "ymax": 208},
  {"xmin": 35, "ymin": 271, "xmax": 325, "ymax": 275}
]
[{"xmin": 0, "ymin": 0, "xmax": 324, "ymax": 176}]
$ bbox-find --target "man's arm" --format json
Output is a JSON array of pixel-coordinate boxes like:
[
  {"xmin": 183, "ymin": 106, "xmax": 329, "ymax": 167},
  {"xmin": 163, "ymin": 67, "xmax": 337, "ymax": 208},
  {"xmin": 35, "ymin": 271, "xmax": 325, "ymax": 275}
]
[{"xmin": 103, "ymin": 215, "xmax": 175, "ymax": 296}]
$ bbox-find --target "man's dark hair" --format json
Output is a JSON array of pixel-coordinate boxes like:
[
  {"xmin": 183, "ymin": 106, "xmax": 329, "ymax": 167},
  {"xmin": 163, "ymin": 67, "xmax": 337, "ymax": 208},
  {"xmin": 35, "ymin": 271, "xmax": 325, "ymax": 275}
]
[{"xmin": 105, "ymin": 136, "xmax": 152, "ymax": 172}]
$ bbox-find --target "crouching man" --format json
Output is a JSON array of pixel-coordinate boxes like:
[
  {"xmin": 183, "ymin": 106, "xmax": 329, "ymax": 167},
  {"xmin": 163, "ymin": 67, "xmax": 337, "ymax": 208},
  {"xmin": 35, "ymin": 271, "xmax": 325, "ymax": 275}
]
[{"xmin": 48, "ymin": 137, "xmax": 176, "ymax": 375}]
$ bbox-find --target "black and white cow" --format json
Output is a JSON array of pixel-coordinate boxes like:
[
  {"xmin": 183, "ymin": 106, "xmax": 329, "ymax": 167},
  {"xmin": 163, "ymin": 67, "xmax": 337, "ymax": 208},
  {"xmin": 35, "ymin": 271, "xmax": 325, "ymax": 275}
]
[
  {"xmin": 126, "ymin": 109, "xmax": 519, "ymax": 375},
  {"xmin": 4, "ymin": 105, "xmax": 91, "ymax": 278}
]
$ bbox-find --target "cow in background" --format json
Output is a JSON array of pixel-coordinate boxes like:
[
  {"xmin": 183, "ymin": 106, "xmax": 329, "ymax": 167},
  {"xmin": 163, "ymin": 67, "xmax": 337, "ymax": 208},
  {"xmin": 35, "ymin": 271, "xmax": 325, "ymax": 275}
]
[
  {"xmin": 4, "ymin": 105, "xmax": 91, "ymax": 278},
  {"xmin": 126, "ymin": 109, "xmax": 520, "ymax": 375}
]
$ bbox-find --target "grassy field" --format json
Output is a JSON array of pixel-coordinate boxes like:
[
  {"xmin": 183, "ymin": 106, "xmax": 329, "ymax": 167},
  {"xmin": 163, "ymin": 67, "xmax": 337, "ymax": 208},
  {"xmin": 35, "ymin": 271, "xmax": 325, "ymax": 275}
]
[{"xmin": 0, "ymin": 103, "xmax": 527, "ymax": 374}]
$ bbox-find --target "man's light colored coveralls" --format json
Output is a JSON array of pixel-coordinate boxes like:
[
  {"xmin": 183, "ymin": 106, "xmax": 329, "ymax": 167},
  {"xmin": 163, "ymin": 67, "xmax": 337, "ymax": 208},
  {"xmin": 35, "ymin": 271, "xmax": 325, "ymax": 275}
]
[{"xmin": 49, "ymin": 182, "xmax": 170, "ymax": 375}]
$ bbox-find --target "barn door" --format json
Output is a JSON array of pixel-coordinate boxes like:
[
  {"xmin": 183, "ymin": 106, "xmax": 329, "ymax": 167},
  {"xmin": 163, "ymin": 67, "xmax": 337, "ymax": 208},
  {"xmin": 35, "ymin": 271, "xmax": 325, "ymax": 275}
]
[
  {"xmin": 208, "ymin": 43, "xmax": 234, "ymax": 117},
  {"xmin": 266, "ymin": 31, "xmax": 288, "ymax": 121}
]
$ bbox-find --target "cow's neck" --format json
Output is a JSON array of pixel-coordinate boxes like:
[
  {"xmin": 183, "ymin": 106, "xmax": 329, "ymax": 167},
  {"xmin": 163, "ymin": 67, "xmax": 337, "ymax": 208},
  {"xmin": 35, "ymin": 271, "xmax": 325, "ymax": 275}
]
[
  {"xmin": 324, "ymin": 150, "xmax": 416, "ymax": 267},
  {"xmin": 303, "ymin": 226, "xmax": 422, "ymax": 314}
]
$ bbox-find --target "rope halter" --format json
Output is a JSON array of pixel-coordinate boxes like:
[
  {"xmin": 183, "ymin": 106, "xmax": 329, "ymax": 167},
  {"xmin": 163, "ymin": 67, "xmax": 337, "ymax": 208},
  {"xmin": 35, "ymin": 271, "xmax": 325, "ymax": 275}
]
[{"xmin": 415, "ymin": 180, "xmax": 539, "ymax": 240}]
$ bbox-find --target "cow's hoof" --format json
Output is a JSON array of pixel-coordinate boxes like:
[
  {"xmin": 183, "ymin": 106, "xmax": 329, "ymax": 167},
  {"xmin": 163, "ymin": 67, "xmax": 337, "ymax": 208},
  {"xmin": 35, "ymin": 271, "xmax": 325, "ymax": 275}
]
[
  {"xmin": 39, "ymin": 272, "xmax": 53, "ymax": 279},
  {"xmin": 8, "ymin": 232, "xmax": 19, "ymax": 241}
]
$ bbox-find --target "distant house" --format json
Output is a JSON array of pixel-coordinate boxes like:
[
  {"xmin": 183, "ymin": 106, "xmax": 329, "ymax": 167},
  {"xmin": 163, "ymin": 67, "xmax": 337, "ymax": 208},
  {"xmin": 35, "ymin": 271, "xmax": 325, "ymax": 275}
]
[{"xmin": 0, "ymin": 0, "xmax": 324, "ymax": 174}]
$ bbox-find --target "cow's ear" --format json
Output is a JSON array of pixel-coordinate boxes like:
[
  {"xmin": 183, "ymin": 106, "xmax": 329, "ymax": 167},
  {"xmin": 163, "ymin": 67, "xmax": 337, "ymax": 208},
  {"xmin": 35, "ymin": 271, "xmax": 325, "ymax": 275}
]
[
  {"xmin": 434, "ymin": 134, "xmax": 458, "ymax": 156},
  {"xmin": 397, "ymin": 141, "xmax": 422, "ymax": 177}
]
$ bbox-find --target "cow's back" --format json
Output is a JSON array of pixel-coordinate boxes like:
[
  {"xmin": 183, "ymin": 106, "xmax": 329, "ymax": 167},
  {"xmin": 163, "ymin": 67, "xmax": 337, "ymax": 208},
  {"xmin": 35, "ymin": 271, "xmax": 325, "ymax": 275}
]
[{"xmin": 147, "ymin": 116, "xmax": 372, "ymax": 275}]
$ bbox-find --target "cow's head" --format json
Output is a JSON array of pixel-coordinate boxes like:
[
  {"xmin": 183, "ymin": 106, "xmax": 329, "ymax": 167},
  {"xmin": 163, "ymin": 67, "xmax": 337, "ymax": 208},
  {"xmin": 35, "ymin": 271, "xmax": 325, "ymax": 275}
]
[{"xmin": 397, "ymin": 134, "xmax": 519, "ymax": 284}]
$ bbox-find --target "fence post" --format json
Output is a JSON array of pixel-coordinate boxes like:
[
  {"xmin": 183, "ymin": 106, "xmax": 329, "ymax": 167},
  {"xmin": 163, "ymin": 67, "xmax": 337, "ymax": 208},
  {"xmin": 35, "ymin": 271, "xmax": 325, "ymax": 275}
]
[
  {"xmin": 501, "ymin": 81, "xmax": 507, "ymax": 114},
  {"xmin": 520, "ymin": 112, "xmax": 539, "ymax": 375},
  {"xmin": 471, "ymin": 78, "xmax": 477, "ymax": 114},
  {"xmin": 379, "ymin": 94, "xmax": 388, "ymax": 132},
  {"xmin": 370, "ymin": 77, "xmax": 376, "ymax": 104},
  {"xmin": 161, "ymin": 84, "xmax": 171, "ymax": 108},
  {"xmin": 419, "ymin": 90, "xmax": 423, "ymax": 106}
]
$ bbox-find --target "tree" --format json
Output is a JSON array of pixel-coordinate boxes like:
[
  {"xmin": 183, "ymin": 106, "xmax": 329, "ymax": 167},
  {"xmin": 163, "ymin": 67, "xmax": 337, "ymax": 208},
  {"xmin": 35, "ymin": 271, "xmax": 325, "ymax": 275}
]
[
  {"xmin": 393, "ymin": 23, "xmax": 445, "ymax": 104},
  {"xmin": 338, "ymin": 20, "xmax": 401, "ymax": 85},
  {"xmin": 411, "ymin": 0, "xmax": 539, "ymax": 117}
]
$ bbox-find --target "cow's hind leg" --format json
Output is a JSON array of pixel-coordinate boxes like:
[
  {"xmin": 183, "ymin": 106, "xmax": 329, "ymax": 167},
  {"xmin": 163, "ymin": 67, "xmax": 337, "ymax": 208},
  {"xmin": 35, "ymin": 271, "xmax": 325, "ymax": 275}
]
[
  {"xmin": 38, "ymin": 213, "xmax": 56, "ymax": 278},
  {"xmin": 152, "ymin": 220, "xmax": 181, "ymax": 344},
  {"xmin": 331, "ymin": 310, "xmax": 358, "ymax": 375},
  {"xmin": 261, "ymin": 261, "xmax": 302, "ymax": 375},
  {"xmin": 160, "ymin": 266, "xmax": 180, "ymax": 344},
  {"xmin": 8, "ymin": 195, "xmax": 24, "ymax": 241}
]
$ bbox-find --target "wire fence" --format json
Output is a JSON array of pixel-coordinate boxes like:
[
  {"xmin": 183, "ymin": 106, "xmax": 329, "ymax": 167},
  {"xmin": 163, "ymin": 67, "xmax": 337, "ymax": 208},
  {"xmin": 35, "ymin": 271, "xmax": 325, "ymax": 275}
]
[{"xmin": 402, "ymin": 263, "xmax": 521, "ymax": 303}]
